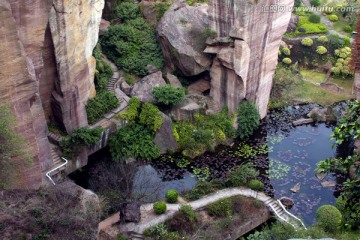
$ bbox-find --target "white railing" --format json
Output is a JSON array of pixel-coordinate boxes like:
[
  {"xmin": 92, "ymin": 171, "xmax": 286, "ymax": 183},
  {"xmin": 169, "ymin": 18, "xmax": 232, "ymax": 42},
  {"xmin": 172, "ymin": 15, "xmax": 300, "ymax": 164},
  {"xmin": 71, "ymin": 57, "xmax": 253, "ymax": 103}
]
[
  {"xmin": 277, "ymin": 200, "xmax": 307, "ymax": 229},
  {"xmin": 267, "ymin": 202, "xmax": 298, "ymax": 229},
  {"xmin": 45, "ymin": 157, "xmax": 68, "ymax": 185}
]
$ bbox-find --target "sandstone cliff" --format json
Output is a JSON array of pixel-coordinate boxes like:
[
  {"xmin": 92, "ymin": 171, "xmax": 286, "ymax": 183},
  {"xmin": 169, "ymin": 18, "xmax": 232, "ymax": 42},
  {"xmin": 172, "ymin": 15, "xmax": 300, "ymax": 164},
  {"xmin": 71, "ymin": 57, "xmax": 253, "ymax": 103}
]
[
  {"xmin": 0, "ymin": 0, "xmax": 104, "ymax": 188},
  {"xmin": 208, "ymin": 0, "xmax": 294, "ymax": 118}
]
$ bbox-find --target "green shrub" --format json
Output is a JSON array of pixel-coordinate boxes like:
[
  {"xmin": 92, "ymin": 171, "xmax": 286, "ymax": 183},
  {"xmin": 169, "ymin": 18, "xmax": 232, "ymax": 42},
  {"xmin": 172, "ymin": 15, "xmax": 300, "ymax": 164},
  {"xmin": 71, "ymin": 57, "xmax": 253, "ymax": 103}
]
[
  {"xmin": 236, "ymin": 101, "xmax": 260, "ymax": 139},
  {"xmin": 113, "ymin": 2, "xmax": 140, "ymax": 22},
  {"xmin": 153, "ymin": 85, "xmax": 185, "ymax": 106},
  {"xmin": 310, "ymin": 0, "xmax": 320, "ymax": 6},
  {"xmin": 206, "ymin": 198, "xmax": 232, "ymax": 217},
  {"xmin": 143, "ymin": 223, "xmax": 167, "ymax": 238},
  {"xmin": 317, "ymin": 36, "xmax": 328, "ymax": 43},
  {"xmin": 315, "ymin": 205, "xmax": 342, "ymax": 232},
  {"xmin": 109, "ymin": 123, "xmax": 160, "ymax": 161},
  {"xmin": 86, "ymin": 91, "xmax": 119, "ymax": 124},
  {"xmin": 328, "ymin": 34, "xmax": 344, "ymax": 49},
  {"xmin": 248, "ymin": 179, "xmax": 264, "ymax": 191},
  {"xmin": 184, "ymin": 181, "xmax": 220, "ymax": 200},
  {"xmin": 282, "ymin": 58, "xmax": 292, "ymax": 64},
  {"xmin": 178, "ymin": 204, "xmax": 197, "ymax": 223},
  {"xmin": 308, "ymin": 14, "xmax": 320, "ymax": 23},
  {"xmin": 281, "ymin": 47, "xmax": 291, "ymax": 56},
  {"xmin": 66, "ymin": 127, "xmax": 102, "ymax": 147},
  {"xmin": 332, "ymin": 47, "xmax": 353, "ymax": 76},
  {"xmin": 344, "ymin": 25, "xmax": 352, "ymax": 33},
  {"xmin": 294, "ymin": 0, "xmax": 301, "ymax": 8},
  {"xmin": 225, "ymin": 162, "xmax": 258, "ymax": 187},
  {"xmin": 152, "ymin": 3, "xmax": 171, "ymax": 20},
  {"xmin": 153, "ymin": 201, "xmax": 167, "ymax": 214},
  {"xmin": 329, "ymin": 14, "xmax": 339, "ymax": 22},
  {"xmin": 139, "ymin": 102, "xmax": 163, "ymax": 132},
  {"xmin": 165, "ymin": 189, "xmax": 179, "ymax": 203},
  {"xmin": 117, "ymin": 97, "xmax": 141, "ymax": 121},
  {"xmin": 343, "ymin": 37, "xmax": 351, "ymax": 47},
  {"xmin": 301, "ymin": 37, "xmax": 314, "ymax": 46},
  {"xmin": 316, "ymin": 46, "xmax": 327, "ymax": 55}
]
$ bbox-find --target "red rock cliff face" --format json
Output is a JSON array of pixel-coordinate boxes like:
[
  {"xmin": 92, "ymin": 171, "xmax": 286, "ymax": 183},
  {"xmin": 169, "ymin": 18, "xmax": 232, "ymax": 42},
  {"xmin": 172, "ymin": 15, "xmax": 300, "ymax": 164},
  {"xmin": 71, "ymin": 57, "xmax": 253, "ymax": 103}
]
[
  {"xmin": 0, "ymin": 0, "xmax": 104, "ymax": 188},
  {"xmin": 208, "ymin": 0, "xmax": 294, "ymax": 118},
  {"xmin": 0, "ymin": 0, "xmax": 52, "ymax": 188}
]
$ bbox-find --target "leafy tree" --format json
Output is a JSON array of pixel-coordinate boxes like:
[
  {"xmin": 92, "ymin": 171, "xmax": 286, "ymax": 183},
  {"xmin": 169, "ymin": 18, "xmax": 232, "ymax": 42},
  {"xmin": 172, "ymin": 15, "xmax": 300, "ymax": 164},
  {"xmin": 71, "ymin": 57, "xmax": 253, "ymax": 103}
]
[
  {"xmin": 139, "ymin": 102, "xmax": 163, "ymax": 132},
  {"xmin": 152, "ymin": 85, "xmax": 185, "ymax": 106},
  {"xmin": 316, "ymin": 205, "xmax": 342, "ymax": 233},
  {"xmin": 308, "ymin": 14, "xmax": 321, "ymax": 23},
  {"xmin": 109, "ymin": 123, "xmax": 160, "ymax": 162},
  {"xmin": 236, "ymin": 101, "xmax": 260, "ymax": 139}
]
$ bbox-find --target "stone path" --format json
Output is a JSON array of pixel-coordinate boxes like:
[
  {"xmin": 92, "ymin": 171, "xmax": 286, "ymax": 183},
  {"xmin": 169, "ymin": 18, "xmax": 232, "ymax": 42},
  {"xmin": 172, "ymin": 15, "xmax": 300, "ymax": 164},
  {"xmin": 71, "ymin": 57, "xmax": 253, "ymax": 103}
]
[{"xmin": 99, "ymin": 187, "xmax": 306, "ymax": 239}]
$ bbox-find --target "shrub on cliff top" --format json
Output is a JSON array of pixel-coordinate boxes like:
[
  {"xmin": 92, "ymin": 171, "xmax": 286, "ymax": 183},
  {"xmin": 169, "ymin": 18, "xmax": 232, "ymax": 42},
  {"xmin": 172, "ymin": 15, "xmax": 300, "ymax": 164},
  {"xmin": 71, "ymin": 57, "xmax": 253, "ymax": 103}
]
[{"xmin": 152, "ymin": 85, "xmax": 185, "ymax": 106}]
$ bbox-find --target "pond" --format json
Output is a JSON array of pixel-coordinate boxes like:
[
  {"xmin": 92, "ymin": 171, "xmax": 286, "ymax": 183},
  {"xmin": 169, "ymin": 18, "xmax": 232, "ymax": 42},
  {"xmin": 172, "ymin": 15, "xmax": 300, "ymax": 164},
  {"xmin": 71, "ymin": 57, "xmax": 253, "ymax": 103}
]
[{"xmin": 69, "ymin": 102, "xmax": 350, "ymax": 225}]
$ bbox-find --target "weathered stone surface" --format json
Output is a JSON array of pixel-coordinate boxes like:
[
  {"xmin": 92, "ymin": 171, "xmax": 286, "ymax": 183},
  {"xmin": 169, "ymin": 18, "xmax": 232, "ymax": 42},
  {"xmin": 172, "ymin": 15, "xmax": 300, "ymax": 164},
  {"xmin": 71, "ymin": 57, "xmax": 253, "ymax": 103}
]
[
  {"xmin": 130, "ymin": 71, "xmax": 166, "ymax": 102},
  {"xmin": 170, "ymin": 94, "xmax": 208, "ymax": 121},
  {"xmin": 166, "ymin": 73, "xmax": 183, "ymax": 88},
  {"xmin": 120, "ymin": 202, "xmax": 141, "ymax": 223},
  {"xmin": 121, "ymin": 81, "xmax": 132, "ymax": 95},
  {"xmin": 354, "ymin": 71, "xmax": 360, "ymax": 100},
  {"xmin": 286, "ymin": 14, "xmax": 299, "ymax": 33},
  {"xmin": 99, "ymin": 18, "xmax": 110, "ymax": 35},
  {"xmin": 321, "ymin": 181, "xmax": 336, "ymax": 188},
  {"xmin": 0, "ymin": 0, "xmax": 52, "ymax": 188},
  {"xmin": 188, "ymin": 79, "xmax": 211, "ymax": 94},
  {"xmin": 139, "ymin": 0, "xmax": 158, "ymax": 23},
  {"xmin": 154, "ymin": 113, "xmax": 178, "ymax": 154},
  {"xmin": 292, "ymin": 118, "xmax": 314, "ymax": 126},
  {"xmin": 290, "ymin": 183, "xmax": 301, "ymax": 193},
  {"xmin": 49, "ymin": 0, "xmax": 104, "ymax": 133},
  {"xmin": 316, "ymin": 173, "xmax": 327, "ymax": 181},
  {"xmin": 208, "ymin": 0, "xmax": 293, "ymax": 118},
  {"xmin": 157, "ymin": 0, "xmax": 212, "ymax": 76},
  {"xmin": 279, "ymin": 197, "xmax": 295, "ymax": 209}
]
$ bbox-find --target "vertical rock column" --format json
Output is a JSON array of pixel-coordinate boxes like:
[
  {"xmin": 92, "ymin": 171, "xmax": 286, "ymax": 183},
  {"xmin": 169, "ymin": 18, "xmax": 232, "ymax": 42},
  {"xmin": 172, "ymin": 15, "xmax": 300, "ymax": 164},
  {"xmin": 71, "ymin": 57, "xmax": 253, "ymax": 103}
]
[
  {"xmin": 208, "ymin": 0, "xmax": 293, "ymax": 118},
  {"xmin": 0, "ymin": 0, "xmax": 52, "ymax": 188},
  {"xmin": 49, "ymin": 0, "xmax": 104, "ymax": 133}
]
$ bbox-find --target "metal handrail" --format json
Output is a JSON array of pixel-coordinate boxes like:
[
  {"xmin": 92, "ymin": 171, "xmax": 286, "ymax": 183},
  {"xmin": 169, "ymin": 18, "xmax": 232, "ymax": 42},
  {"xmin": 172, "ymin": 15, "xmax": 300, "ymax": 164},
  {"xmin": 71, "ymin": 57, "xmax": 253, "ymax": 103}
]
[
  {"xmin": 45, "ymin": 157, "xmax": 68, "ymax": 185},
  {"xmin": 277, "ymin": 200, "xmax": 307, "ymax": 229},
  {"xmin": 267, "ymin": 202, "xmax": 297, "ymax": 229}
]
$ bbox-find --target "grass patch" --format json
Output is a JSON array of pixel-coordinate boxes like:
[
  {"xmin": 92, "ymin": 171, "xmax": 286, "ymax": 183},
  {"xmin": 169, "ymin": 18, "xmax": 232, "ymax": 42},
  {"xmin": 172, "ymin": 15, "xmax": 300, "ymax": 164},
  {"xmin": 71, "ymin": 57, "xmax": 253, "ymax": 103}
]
[
  {"xmin": 332, "ymin": 17, "xmax": 352, "ymax": 37},
  {"xmin": 300, "ymin": 69, "xmax": 327, "ymax": 84},
  {"xmin": 295, "ymin": 16, "xmax": 329, "ymax": 35}
]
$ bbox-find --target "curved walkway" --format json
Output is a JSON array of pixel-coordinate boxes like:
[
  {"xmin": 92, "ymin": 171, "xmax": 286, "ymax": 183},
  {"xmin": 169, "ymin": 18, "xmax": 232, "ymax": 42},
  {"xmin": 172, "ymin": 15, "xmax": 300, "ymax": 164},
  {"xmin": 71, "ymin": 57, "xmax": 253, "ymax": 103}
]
[{"xmin": 99, "ymin": 187, "xmax": 306, "ymax": 238}]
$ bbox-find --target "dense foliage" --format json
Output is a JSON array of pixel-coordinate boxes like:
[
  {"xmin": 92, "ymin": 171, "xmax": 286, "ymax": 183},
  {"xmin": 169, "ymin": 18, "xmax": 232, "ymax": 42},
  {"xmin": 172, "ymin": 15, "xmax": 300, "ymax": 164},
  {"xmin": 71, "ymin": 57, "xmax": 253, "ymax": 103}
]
[
  {"xmin": 316, "ymin": 46, "xmax": 327, "ymax": 55},
  {"xmin": 282, "ymin": 57, "xmax": 292, "ymax": 64},
  {"xmin": 310, "ymin": 0, "xmax": 320, "ymax": 6},
  {"xmin": 109, "ymin": 123, "xmax": 160, "ymax": 162},
  {"xmin": 206, "ymin": 198, "xmax": 233, "ymax": 217},
  {"xmin": 248, "ymin": 179, "xmax": 264, "ymax": 191},
  {"xmin": 224, "ymin": 162, "xmax": 258, "ymax": 187},
  {"xmin": 153, "ymin": 201, "xmax": 167, "ymax": 214},
  {"xmin": 308, "ymin": 14, "xmax": 320, "ymax": 23},
  {"xmin": 329, "ymin": 14, "xmax": 339, "ymax": 22},
  {"xmin": 331, "ymin": 47, "xmax": 353, "ymax": 77},
  {"xmin": 174, "ymin": 108, "xmax": 236, "ymax": 158},
  {"xmin": 236, "ymin": 101, "xmax": 260, "ymax": 139},
  {"xmin": 296, "ymin": 16, "xmax": 328, "ymax": 35},
  {"xmin": 317, "ymin": 36, "xmax": 329, "ymax": 43},
  {"xmin": 101, "ymin": 2, "xmax": 164, "ymax": 76},
  {"xmin": 93, "ymin": 44, "xmax": 113, "ymax": 91},
  {"xmin": 281, "ymin": 47, "xmax": 291, "ymax": 56},
  {"xmin": 86, "ymin": 91, "xmax": 119, "ymax": 124},
  {"xmin": 301, "ymin": 37, "xmax": 314, "ymax": 46},
  {"xmin": 139, "ymin": 102, "xmax": 163, "ymax": 132},
  {"xmin": 316, "ymin": 205, "xmax": 342, "ymax": 232},
  {"xmin": 152, "ymin": 85, "xmax": 185, "ymax": 106}
]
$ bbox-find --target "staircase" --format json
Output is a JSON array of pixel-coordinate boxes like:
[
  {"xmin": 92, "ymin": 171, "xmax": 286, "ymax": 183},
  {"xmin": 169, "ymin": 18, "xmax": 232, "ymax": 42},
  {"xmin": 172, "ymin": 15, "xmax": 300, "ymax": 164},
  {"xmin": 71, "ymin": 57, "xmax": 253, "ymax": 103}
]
[
  {"xmin": 264, "ymin": 197, "xmax": 307, "ymax": 229},
  {"xmin": 44, "ymin": 147, "xmax": 68, "ymax": 185},
  {"xmin": 130, "ymin": 231, "xmax": 144, "ymax": 240}
]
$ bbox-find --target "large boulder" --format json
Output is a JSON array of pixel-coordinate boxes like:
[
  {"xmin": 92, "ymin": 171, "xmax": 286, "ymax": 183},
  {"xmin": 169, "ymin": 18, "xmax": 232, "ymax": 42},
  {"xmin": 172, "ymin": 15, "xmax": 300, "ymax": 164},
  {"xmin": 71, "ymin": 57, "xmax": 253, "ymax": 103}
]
[
  {"xmin": 120, "ymin": 202, "xmax": 141, "ymax": 223},
  {"xmin": 170, "ymin": 94, "xmax": 208, "ymax": 121},
  {"xmin": 154, "ymin": 113, "xmax": 178, "ymax": 154},
  {"xmin": 279, "ymin": 197, "xmax": 294, "ymax": 209},
  {"xmin": 130, "ymin": 71, "xmax": 166, "ymax": 102},
  {"xmin": 166, "ymin": 73, "xmax": 183, "ymax": 88},
  {"xmin": 157, "ymin": 0, "xmax": 212, "ymax": 76},
  {"xmin": 286, "ymin": 14, "xmax": 299, "ymax": 33}
]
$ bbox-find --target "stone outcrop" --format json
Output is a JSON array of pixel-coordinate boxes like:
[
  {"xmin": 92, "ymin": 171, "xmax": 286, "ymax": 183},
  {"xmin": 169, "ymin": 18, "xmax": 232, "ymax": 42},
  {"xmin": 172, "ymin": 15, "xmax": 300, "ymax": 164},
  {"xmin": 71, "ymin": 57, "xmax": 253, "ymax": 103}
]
[
  {"xmin": 130, "ymin": 71, "xmax": 166, "ymax": 102},
  {"xmin": 355, "ymin": 71, "xmax": 360, "ymax": 100},
  {"xmin": 286, "ymin": 14, "xmax": 299, "ymax": 33},
  {"xmin": 208, "ymin": 0, "xmax": 294, "ymax": 118},
  {"xmin": 50, "ymin": 0, "xmax": 104, "ymax": 133},
  {"xmin": 0, "ymin": 0, "xmax": 104, "ymax": 188},
  {"xmin": 154, "ymin": 113, "xmax": 178, "ymax": 154},
  {"xmin": 166, "ymin": 73, "xmax": 183, "ymax": 88},
  {"xmin": 157, "ymin": 0, "xmax": 212, "ymax": 76}
]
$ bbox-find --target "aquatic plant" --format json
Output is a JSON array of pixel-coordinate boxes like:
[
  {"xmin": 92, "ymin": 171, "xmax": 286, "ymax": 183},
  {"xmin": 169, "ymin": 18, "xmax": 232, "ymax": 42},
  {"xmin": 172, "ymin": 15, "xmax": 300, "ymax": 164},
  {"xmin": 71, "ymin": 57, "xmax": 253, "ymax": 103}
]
[{"xmin": 267, "ymin": 159, "xmax": 291, "ymax": 179}]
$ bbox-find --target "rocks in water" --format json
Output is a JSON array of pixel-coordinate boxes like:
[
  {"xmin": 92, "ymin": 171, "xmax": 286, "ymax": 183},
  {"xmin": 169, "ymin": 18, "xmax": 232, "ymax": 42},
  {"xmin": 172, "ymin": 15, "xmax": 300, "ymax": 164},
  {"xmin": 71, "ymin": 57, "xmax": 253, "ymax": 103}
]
[
  {"xmin": 279, "ymin": 197, "xmax": 295, "ymax": 209},
  {"xmin": 157, "ymin": 0, "xmax": 212, "ymax": 76},
  {"xmin": 315, "ymin": 172, "xmax": 327, "ymax": 181},
  {"xmin": 321, "ymin": 181, "xmax": 336, "ymax": 188},
  {"xmin": 119, "ymin": 202, "xmax": 141, "ymax": 223},
  {"xmin": 292, "ymin": 118, "xmax": 314, "ymax": 126},
  {"xmin": 307, "ymin": 107, "xmax": 337, "ymax": 122},
  {"xmin": 154, "ymin": 113, "xmax": 178, "ymax": 154},
  {"xmin": 166, "ymin": 73, "xmax": 183, "ymax": 88},
  {"xmin": 130, "ymin": 71, "xmax": 166, "ymax": 102},
  {"xmin": 290, "ymin": 183, "xmax": 301, "ymax": 193}
]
